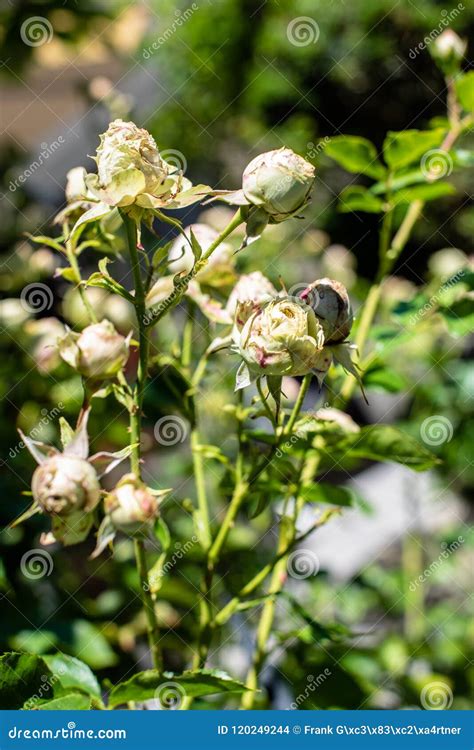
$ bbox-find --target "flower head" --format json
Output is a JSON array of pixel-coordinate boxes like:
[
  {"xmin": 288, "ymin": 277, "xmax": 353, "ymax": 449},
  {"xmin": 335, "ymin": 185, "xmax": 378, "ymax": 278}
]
[
  {"xmin": 299, "ymin": 277, "xmax": 353, "ymax": 343},
  {"xmin": 242, "ymin": 148, "xmax": 315, "ymax": 222},
  {"xmin": 227, "ymin": 271, "xmax": 277, "ymax": 332},
  {"xmin": 59, "ymin": 319, "xmax": 129, "ymax": 380},
  {"xmin": 104, "ymin": 473, "xmax": 159, "ymax": 535},
  {"xmin": 430, "ymin": 30, "xmax": 467, "ymax": 73},
  {"xmin": 235, "ymin": 297, "xmax": 329, "ymax": 381},
  {"xmin": 85, "ymin": 120, "xmax": 207, "ymax": 210},
  {"xmin": 32, "ymin": 454, "xmax": 100, "ymax": 516}
]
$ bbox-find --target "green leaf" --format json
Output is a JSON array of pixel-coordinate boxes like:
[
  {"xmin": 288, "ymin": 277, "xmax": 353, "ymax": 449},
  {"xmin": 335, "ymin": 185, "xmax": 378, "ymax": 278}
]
[
  {"xmin": 71, "ymin": 621, "xmax": 118, "ymax": 669},
  {"xmin": 336, "ymin": 425, "xmax": 438, "ymax": 471},
  {"xmin": 325, "ymin": 136, "xmax": 386, "ymax": 178},
  {"xmin": 42, "ymin": 653, "xmax": 101, "ymax": 698},
  {"xmin": 59, "ymin": 417, "xmax": 75, "ymax": 449},
  {"xmin": 283, "ymin": 593, "xmax": 350, "ymax": 643},
  {"xmin": 108, "ymin": 669, "xmax": 250, "ymax": 707},
  {"xmin": 299, "ymin": 483, "xmax": 357, "ymax": 507},
  {"xmin": 439, "ymin": 296, "xmax": 474, "ymax": 337},
  {"xmin": 189, "ymin": 228, "xmax": 203, "ymax": 261},
  {"xmin": 383, "ymin": 129, "xmax": 446, "ymax": 170},
  {"xmin": 363, "ymin": 362, "xmax": 408, "ymax": 393},
  {"xmin": 339, "ymin": 186, "xmax": 385, "ymax": 213},
  {"xmin": 391, "ymin": 182, "xmax": 456, "ymax": 204},
  {"xmin": 154, "ymin": 517, "xmax": 171, "ymax": 551},
  {"xmin": 69, "ymin": 203, "xmax": 113, "ymax": 244},
  {"xmin": 34, "ymin": 693, "xmax": 92, "ymax": 710},
  {"xmin": 25, "ymin": 233, "xmax": 65, "ymax": 253},
  {"xmin": 0, "ymin": 653, "xmax": 53, "ymax": 709},
  {"xmin": 455, "ymin": 71, "xmax": 474, "ymax": 112},
  {"xmin": 152, "ymin": 240, "xmax": 173, "ymax": 270}
]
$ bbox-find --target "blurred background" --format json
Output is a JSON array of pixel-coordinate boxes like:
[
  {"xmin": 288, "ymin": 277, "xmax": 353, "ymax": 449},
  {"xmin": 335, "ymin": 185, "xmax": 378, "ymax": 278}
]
[{"xmin": 0, "ymin": 0, "xmax": 472, "ymax": 709}]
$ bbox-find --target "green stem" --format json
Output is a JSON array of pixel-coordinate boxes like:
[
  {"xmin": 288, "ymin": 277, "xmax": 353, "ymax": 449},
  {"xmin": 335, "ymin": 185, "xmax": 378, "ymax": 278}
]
[
  {"xmin": 122, "ymin": 211, "xmax": 161, "ymax": 672},
  {"xmin": 65, "ymin": 242, "xmax": 98, "ymax": 324},
  {"xmin": 145, "ymin": 209, "xmax": 243, "ymax": 326},
  {"xmin": 191, "ymin": 428, "xmax": 211, "ymax": 550},
  {"xmin": 241, "ymin": 383, "xmax": 318, "ymax": 709}
]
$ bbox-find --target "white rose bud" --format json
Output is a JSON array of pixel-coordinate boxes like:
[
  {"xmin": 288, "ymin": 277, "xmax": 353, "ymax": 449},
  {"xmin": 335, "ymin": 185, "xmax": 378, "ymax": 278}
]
[
  {"xmin": 242, "ymin": 148, "xmax": 315, "ymax": 222},
  {"xmin": 32, "ymin": 455, "xmax": 100, "ymax": 516},
  {"xmin": 85, "ymin": 119, "xmax": 196, "ymax": 209},
  {"xmin": 65, "ymin": 166, "xmax": 91, "ymax": 203},
  {"xmin": 299, "ymin": 278, "xmax": 353, "ymax": 343},
  {"xmin": 430, "ymin": 30, "xmax": 467, "ymax": 73},
  {"xmin": 236, "ymin": 297, "xmax": 329, "ymax": 378},
  {"xmin": 59, "ymin": 319, "xmax": 129, "ymax": 380},
  {"xmin": 105, "ymin": 473, "xmax": 159, "ymax": 534},
  {"xmin": 168, "ymin": 223, "xmax": 235, "ymax": 287},
  {"xmin": 227, "ymin": 272, "xmax": 277, "ymax": 332}
]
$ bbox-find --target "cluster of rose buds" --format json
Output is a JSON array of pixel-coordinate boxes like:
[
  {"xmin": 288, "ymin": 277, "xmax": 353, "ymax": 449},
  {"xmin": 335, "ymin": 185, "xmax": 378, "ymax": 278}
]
[{"xmin": 232, "ymin": 277, "xmax": 354, "ymax": 389}]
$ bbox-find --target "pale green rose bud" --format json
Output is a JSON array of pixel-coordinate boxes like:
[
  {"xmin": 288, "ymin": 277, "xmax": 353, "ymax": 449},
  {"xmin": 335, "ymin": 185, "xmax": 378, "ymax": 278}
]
[
  {"xmin": 430, "ymin": 30, "xmax": 467, "ymax": 73},
  {"xmin": 237, "ymin": 297, "xmax": 327, "ymax": 378},
  {"xmin": 227, "ymin": 272, "xmax": 277, "ymax": 332},
  {"xmin": 168, "ymin": 224, "xmax": 235, "ymax": 287},
  {"xmin": 32, "ymin": 455, "xmax": 100, "ymax": 516},
  {"xmin": 85, "ymin": 119, "xmax": 200, "ymax": 210},
  {"xmin": 299, "ymin": 277, "xmax": 353, "ymax": 343},
  {"xmin": 59, "ymin": 319, "xmax": 129, "ymax": 379},
  {"xmin": 105, "ymin": 473, "xmax": 159, "ymax": 535},
  {"xmin": 242, "ymin": 148, "xmax": 315, "ymax": 222}
]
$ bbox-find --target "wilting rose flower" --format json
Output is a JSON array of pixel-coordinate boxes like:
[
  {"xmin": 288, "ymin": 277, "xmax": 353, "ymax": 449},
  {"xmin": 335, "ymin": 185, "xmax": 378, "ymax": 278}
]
[
  {"xmin": 32, "ymin": 455, "xmax": 100, "ymax": 516},
  {"xmin": 227, "ymin": 271, "xmax": 277, "ymax": 332},
  {"xmin": 235, "ymin": 297, "xmax": 329, "ymax": 379},
  {"xmin": 59, "ymin": 319, "xmax": 129, "ymax": 379},
  {"xmin": 430, "ymin": 30, "xmax": 467, "ymax": 72},
  {"xmin": 299, "ymin": 278, "xmax": 353, "ymax": 344},
  {"xmin": 85, "ymin": 120, "xmax": 207, "ymax": 210},
  {"xmin": 105, "ymin": 473, "xmax": 159, "ymax": 535},
  {"xmin": 242, "ymin": 148, "xmax": 315, "ymax": 222},
  {"xmin": 168, "ymin": 223, "xmax": 235, "ymax": 287}
]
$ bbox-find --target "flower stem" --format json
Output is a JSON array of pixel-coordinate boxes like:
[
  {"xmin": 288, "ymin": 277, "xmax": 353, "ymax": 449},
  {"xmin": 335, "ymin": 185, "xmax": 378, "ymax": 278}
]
[
  {"xmin": 122, "ymin": 210, "xmax": 162, "ymax": 672},
  {"xmin": 145, "ymin": 208, "xmax": 243, "ymax": 326}
]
